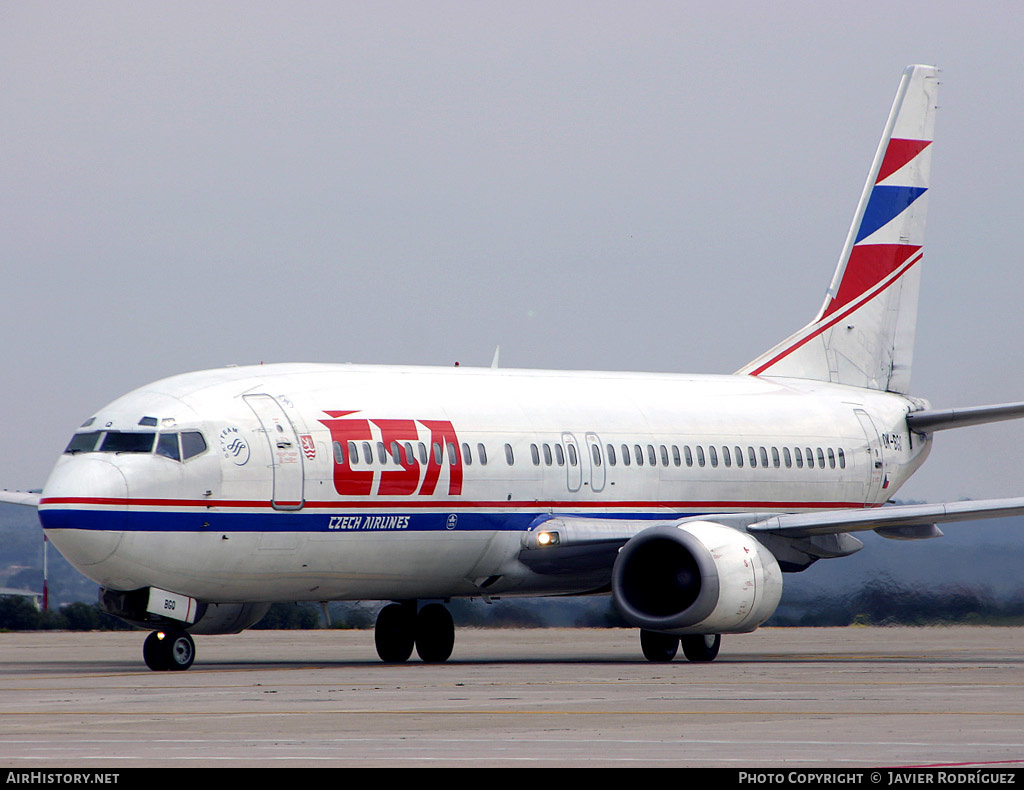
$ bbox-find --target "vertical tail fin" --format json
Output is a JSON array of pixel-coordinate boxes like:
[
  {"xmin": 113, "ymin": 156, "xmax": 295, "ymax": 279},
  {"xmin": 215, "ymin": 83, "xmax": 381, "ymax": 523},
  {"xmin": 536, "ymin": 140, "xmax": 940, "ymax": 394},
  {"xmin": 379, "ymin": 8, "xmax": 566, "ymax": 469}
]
[{"xmin": 739, "ymin": 65, "xmax": 939, "ymax": 394}]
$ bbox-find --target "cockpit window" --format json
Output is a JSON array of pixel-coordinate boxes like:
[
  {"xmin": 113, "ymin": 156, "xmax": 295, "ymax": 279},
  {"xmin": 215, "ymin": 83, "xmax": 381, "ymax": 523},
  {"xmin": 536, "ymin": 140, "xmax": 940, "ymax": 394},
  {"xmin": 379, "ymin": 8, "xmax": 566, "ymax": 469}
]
[
  {"xmin": 156, "ymin": 433, "xmax": 181, "ymax": 461},
  {"xmin": 180, "ymin": 431, "xmax": 207, "ymax": 460},
  {"xmin": 65, "ymin": 432, "xmax": 102, "ymax": 454},
  {"xmin": 100, "ymin": 432, "xmax": 156, "ymax": 453},
  {"xmin": 63, "ymin": 430, "xmax": 207, "ymax": 462}
]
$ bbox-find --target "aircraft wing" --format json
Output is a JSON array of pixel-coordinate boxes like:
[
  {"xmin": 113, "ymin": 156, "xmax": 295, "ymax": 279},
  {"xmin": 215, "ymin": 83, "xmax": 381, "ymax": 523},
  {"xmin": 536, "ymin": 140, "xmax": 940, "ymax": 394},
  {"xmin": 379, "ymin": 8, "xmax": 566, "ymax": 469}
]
[
  {"xmin": 0, "ymin": 490, "xmax": 41, "ymax": 507},
  {"xmin": 748, "ymin": 497, "xmax": 1024, "ymax": 538},
  {"xmin": 519, "ymin": 498, "xmax": 1024, "ymax": 574}
]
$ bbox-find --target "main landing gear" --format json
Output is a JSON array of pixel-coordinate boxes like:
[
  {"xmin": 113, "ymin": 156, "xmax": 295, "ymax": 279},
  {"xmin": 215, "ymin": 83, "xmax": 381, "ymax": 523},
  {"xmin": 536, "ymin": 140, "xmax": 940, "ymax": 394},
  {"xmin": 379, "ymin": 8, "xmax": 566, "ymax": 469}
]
[
  {"xmin": 640, "ymin": 630, "xmax": 721, "ymax": 663},
  {"xmin": 143, "ymin": 629, "xmax": 196, "ymax": 671},
  {"xmin": 374, "ymin": 601, "xmax": 455, "ymax": 663}
]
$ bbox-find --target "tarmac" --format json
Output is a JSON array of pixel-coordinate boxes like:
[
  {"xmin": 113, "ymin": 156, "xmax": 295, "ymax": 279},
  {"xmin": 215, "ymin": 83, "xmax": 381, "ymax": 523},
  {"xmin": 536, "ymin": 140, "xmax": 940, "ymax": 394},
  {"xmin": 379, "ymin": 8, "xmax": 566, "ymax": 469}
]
[{"xmin": 1, "ymin": 626, "xmax": 1022, "ymax": 768}]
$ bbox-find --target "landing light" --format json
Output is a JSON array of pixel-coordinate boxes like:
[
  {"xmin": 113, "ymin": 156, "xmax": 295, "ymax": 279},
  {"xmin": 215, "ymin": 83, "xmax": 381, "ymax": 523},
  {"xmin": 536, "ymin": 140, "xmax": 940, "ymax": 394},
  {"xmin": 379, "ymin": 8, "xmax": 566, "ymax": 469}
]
[{"xmin": 537, "ymin": 531, "xmax": 560, "ymax": 547}]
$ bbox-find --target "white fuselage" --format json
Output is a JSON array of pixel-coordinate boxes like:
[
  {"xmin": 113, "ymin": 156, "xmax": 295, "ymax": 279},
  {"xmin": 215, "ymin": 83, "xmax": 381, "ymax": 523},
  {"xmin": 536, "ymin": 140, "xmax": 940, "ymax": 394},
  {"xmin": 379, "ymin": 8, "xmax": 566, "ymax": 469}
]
[{"xmin": 39, "ymin": 363, "xmax": 930, "ymax": 603}]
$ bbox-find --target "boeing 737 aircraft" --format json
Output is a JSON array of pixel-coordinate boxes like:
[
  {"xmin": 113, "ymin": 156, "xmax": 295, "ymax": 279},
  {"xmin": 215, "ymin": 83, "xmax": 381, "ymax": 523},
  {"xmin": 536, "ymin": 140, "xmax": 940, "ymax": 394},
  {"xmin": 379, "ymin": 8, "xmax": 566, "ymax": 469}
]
[{"xmin": 6, "ymin": 65, "xmax": 1024, "ymax": 671}]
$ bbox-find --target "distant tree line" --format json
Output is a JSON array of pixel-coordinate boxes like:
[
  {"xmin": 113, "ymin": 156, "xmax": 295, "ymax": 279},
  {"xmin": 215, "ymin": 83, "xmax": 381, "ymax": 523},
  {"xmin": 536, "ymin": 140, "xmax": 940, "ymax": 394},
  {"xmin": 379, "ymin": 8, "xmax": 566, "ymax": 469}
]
[
  {"xmin": 766, "ymin": 575, "xmax": 1024, "ymax": 627},
  {"xmin": 0, "ymin": 596, "xmax": 135, "ymax": 631},
  {"xmin": 2, "ymin": 577, "xmax": 1023, "ymax": 631}
]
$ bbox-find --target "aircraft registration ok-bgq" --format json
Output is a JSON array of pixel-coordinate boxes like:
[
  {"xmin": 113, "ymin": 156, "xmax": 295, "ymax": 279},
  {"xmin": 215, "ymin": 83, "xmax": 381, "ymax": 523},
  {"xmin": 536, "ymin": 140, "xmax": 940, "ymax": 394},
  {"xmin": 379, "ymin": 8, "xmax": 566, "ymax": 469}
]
[{"xmin": 6, "ymin": 65, "xmax": 1024, "ymax": 671}]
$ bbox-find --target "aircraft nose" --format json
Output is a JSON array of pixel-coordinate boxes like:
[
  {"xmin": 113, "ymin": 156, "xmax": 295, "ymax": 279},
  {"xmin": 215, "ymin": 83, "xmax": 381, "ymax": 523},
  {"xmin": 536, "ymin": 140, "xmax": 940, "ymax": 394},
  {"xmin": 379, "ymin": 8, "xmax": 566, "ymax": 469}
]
[{"xmin": 40, "ymin": 457, "xmax": 128, "ymax": 566}]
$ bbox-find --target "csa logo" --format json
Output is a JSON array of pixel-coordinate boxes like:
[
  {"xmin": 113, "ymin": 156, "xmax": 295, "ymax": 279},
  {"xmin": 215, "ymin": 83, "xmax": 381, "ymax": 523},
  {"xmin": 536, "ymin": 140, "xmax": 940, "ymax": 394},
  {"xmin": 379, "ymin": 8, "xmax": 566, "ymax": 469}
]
[{"xmin": 219, "ymin": 426, "xmax": 250, "ymax": 466}]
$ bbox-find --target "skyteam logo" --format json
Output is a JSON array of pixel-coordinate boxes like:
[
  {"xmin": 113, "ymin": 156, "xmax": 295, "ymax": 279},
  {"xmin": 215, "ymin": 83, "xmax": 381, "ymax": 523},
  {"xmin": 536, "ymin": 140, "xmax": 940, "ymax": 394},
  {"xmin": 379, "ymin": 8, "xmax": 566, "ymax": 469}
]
[{"xmin": 219, "ymin": 426, "xmax": 250, "ymax": 466}]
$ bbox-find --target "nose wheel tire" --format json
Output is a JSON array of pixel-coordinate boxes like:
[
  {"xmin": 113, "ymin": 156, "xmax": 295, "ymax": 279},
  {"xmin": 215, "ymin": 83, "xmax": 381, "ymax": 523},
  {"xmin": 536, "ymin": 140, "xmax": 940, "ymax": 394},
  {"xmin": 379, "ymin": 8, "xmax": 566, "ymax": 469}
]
[
  {"xmin": 143, "ymin": 629, "xmax": 195, "ymax": 671},
  {"xmin": 680, "ymin": 633, "xmax": 721, "ymax": 662}
]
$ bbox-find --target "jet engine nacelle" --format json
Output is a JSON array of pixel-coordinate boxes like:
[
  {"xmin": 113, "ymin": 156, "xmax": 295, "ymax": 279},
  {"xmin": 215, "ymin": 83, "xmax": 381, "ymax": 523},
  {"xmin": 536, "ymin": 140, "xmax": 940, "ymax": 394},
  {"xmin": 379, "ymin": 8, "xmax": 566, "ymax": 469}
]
[{"xmin": 611, "ymin": 521, "xmax": 783, "ymax": 634}]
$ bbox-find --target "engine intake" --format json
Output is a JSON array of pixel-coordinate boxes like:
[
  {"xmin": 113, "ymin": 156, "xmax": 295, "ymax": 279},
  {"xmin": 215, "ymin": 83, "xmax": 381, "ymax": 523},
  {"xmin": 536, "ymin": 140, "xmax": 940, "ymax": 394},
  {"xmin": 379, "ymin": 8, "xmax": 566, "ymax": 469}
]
[{"xmin": 611, "ymin": 521, "xmax": 782, "ymax": 634}]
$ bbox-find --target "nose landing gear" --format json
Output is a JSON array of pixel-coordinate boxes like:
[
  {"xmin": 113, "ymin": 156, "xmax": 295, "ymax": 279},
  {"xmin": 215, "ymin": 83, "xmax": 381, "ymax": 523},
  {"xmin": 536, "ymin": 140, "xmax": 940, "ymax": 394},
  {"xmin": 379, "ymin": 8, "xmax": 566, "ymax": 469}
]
[{"xmin": 143, "ymin": 629, "xmax": 196, "ymax": 671}]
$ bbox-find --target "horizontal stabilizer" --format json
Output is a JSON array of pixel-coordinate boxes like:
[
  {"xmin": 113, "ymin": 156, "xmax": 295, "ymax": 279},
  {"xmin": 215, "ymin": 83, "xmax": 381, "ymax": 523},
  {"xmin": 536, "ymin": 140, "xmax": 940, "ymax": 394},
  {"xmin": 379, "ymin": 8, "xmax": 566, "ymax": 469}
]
[
  {"xmin": 0, "ymin": 490, "xmax": 41, "ymax": 508},
  {"xmin": 906, "ymin": 401, "xmax": 1024, "ymax": 433},
  {"xmin": 748, "ymin": 497, "xmax": 1024, "ymax": 538}
]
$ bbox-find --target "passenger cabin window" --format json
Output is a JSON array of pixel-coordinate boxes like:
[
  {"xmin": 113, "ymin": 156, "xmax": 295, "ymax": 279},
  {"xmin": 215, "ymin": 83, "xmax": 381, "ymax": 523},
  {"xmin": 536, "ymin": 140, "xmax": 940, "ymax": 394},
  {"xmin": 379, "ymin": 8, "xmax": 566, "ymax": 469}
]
[
  {"xmin": 504, "ymin": 443, "xmax": 514, "ymax": 465},
  {"xmin": 477, "ymin": 443, "xmax": 488, "ymax": 466},
  {"xmin": 606, "ymin": 444, "xmax": 617, "ymax": 466}
]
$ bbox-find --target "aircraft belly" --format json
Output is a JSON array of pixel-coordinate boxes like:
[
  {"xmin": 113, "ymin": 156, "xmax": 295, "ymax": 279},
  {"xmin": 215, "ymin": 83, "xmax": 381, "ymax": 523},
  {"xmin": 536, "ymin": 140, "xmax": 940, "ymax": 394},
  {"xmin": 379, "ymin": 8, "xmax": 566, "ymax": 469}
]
[{"xmin": 89, "ymin": 528, "xmax": 519, "ymax": 602}]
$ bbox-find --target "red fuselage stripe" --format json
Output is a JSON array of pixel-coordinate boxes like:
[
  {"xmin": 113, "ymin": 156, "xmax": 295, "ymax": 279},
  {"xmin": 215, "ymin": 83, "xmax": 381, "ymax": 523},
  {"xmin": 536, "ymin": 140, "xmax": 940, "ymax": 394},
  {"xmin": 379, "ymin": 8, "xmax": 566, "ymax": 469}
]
[{"xmin": 39, "ymin": 496, "xmax": 866, "ymax": 510}]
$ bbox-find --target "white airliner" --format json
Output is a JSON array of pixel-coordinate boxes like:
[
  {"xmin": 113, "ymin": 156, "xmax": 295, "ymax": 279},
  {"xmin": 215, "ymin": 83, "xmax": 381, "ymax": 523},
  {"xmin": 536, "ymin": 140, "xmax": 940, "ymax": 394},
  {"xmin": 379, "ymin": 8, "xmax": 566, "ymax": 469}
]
[{"xmin": 6, "ymin": 65, "xmax": 1024, "ymax": 671}]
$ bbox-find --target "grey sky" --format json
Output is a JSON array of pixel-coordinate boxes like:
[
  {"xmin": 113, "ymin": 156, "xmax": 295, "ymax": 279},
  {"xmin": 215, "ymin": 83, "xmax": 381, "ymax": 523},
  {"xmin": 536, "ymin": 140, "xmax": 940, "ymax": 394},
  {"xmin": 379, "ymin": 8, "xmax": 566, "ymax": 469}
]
[{"xmin": 2, "ymin": 2, "xmax": 1023, "ymax": 502}]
